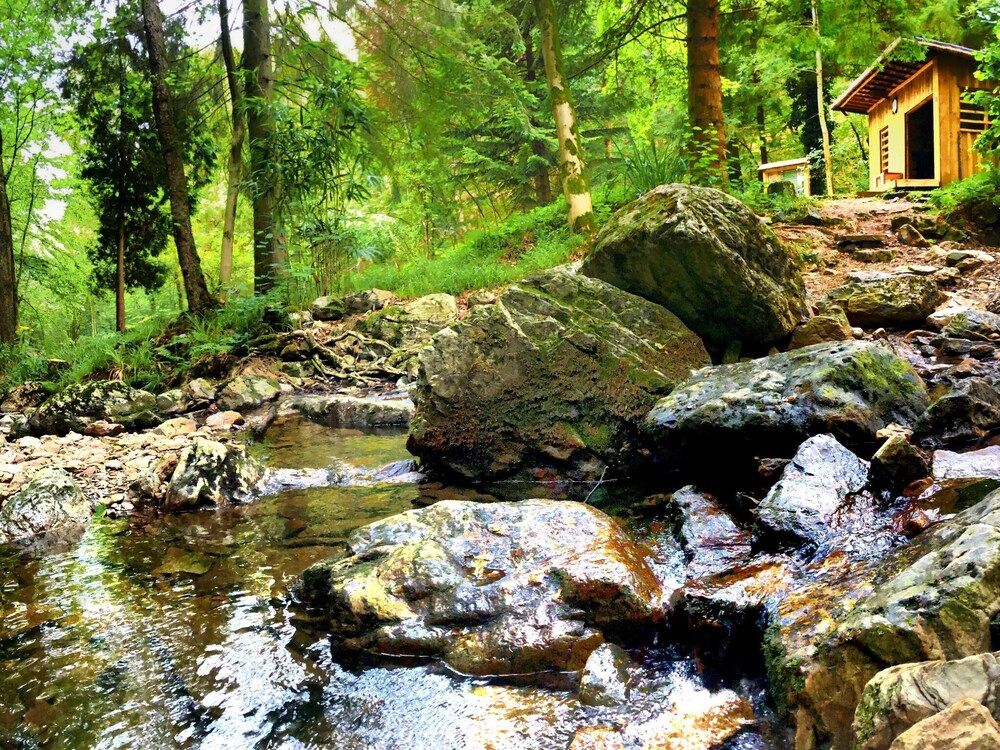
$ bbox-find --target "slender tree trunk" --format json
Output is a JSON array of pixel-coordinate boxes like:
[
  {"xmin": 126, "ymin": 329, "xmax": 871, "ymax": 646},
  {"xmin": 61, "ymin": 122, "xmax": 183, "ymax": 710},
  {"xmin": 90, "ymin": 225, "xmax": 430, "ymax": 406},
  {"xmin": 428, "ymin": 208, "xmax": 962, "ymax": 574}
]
[
  {"xmin": 523, "ymin": 20, "xmax": 552, "ymax": 207},
  {"xmin": 141, "ymin": 0, "xmax": 217, "ymax": 315},
  {"xmin": 0, "ymin": 154, "xmax": 15, "ymax": 345},
  {"xmin": 687, "ymin": 0, "xmax": 727, "ymax": 183},
  {"xmin": 243, "ymin": 0, "xmax": 285, "ymax": 293},
  {"xmin": 533, "ymin": 0, "xmax": 593, "ymax": 233},
  {"xmin": 219, "ymin": 0, "xmax": 244, "ymax": 287},
  {"xmin": 116, "ymin": 221, "xmax": 126, "ymax": 332},
  {"xmin": 811, "ymin": 0, "xmax": 834, "ymax": 196}
]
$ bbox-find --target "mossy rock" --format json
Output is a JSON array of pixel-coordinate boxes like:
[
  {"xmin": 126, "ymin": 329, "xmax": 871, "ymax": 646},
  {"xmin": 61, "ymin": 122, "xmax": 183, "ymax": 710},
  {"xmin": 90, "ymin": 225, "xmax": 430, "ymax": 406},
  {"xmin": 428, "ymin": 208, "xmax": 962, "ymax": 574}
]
[
  {"xmin": 645, "ymin": 341, "xmax": 929, "ymax": 470},
  {"xmin": 20, "ymin": 380, "xmax": 158, "ymax": 437},
  {"xmin": 407, "ymin": 265, "xmax": 710, "ymax": 480},
  {"xmin": 580, "ymin": 183, "xmax": 807, "ymax": 349},
  {"xmin": 823, "ymin": 275, "xmax": 943, "ymax": 329}
]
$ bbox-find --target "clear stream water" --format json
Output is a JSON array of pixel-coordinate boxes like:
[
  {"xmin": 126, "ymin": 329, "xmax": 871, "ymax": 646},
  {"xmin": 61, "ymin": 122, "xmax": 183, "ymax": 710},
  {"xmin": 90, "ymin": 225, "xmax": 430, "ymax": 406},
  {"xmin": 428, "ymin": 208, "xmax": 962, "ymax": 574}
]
[{"xmin": 0, "ymin": 416, "xmax": 772, "ymax": 750}]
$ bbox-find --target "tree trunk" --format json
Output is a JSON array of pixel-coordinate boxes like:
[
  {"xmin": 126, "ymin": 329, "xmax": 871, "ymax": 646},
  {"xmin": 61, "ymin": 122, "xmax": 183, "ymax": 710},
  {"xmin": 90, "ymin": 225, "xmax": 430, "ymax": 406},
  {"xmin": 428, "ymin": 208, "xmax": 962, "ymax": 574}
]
[
  {"xmin": 116, "ymin": 221, "xmax": 126, "ymax": 332},
  {"xmin": 811, "ymin": 0, "xmax": 834, "ymax": 196},
  {"xmin": 243, "ymin": 0, "xmax": 285, "ymax": 293},
  {"xmin": 533, "ymin": 0, "xmax": 593, "ymax": 233},
  {"xmin": 219, "ymin": 0, "xmax": 244, "ymax": 287},
  {"xmin": 0, "ymin": 146, "xmax": 15, "ymax": 345},
  {"xmin": 523, "ymin": 19, "xmax": 552, "ymax": 207},
  {"xmin": 686, "ymin": 0, "xmax": 727, "ymax": 184},
  {"xmin": 141, "ymin": 0, "xmax": 217, "ymax": 315}
]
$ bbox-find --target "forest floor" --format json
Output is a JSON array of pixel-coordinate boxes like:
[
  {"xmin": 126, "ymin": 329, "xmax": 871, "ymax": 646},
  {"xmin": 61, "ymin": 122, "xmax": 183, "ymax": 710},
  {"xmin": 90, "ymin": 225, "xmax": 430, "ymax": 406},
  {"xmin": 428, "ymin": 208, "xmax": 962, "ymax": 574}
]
[{"xmin": 774, "ymin": 195, "xmax": 1000, "ymax": 307}]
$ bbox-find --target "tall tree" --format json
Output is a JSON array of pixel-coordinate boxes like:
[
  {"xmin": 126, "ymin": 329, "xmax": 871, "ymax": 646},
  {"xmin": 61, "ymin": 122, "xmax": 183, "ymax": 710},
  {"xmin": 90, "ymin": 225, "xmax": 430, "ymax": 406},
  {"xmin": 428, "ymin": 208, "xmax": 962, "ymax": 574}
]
[
  {"xmin": 810, "ymin": 0, "xmax": 834, "ymax": 195},
  {"xmin": 63, "ymin": 8, "xmax": 176, "ymax": 332},
  {"xmin": 141, "ymin": 0, "xmax": 216, "ymax": 315},
  {"xmin": 0, "ymin": 132, "xmax": 14, "ymax": 343},
  {"xmin": 533, "ymin": 0, "xmax": 594, "ymax": 232},
  {"xmin": 218, "ymin": 0, "xmax": 244, "ymax": 287},
  {"xmin": 687, "ymin": 0, "xmax": 727, "ymax": 183},
  {"xmin": 243, "ymin": 0, "xmax": 285, "ymax": 293}
]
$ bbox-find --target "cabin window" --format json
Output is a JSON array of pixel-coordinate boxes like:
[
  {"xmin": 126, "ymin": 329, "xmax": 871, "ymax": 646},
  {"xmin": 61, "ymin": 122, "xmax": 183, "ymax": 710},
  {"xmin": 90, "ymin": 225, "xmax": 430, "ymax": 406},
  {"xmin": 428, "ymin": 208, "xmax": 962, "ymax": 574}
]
[
  {"xmin": 960, "ymin": 101, "xmax": 990, "ymax": 133},
  {"xmin": 879, "ymin": 127, "xmax": 889, "ymax": 173}
]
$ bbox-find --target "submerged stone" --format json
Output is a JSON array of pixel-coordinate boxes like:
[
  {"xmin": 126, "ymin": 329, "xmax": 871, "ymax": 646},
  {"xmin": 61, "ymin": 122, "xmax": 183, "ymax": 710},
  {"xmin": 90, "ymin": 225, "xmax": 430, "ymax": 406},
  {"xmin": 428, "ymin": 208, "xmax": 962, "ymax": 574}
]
[
  {"xmin": 296, "ymin": 499, "xmax": 668, "ymax": 675},
  {"xmin": 408, "ymin": 265, "xmax": 709, "ymax": 480},
  {"xmin": 580, "ymin": 183, "xmax": 806, "ymax": 349}
]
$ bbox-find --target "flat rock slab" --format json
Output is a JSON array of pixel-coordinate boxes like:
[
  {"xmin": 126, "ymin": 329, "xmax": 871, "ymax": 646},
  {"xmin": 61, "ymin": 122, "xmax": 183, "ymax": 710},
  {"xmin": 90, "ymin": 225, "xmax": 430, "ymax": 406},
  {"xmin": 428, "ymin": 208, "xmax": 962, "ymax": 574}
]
[
  {"xmin": 284, "ymin": 393, "xmax": 414, "ymax": 429},
  {"xmin": 824, "ymin": 275, "xmax": 943, "ymax": 329},
  {"xmin": 296, "ymin": 499, "xmax": 669, "ymax": 675}
]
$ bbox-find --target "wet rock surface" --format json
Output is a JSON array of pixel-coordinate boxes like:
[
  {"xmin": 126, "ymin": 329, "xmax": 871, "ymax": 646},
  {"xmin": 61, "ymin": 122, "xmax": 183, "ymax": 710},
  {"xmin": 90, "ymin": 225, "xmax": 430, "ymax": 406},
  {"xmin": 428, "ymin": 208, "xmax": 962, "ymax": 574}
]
[
  {"xmin": 756, "ymin": 434, "xmax": 869, "ymax": 550},
  {"xmin": 408, "ymin": 265, "xmax": 709, "ymax": 480},
  {"xmin": 296, "ymin": 499, "xmax": 668, "ymax": 675},
  {"xmin": 771, "ymin": 487, "xmax": 1000, "ymax": 749},
  {"xmin": 159, "ymin": 438, "xmax": 266, "ymax": 512},
  {"xmin": 0, "ymin": 468, "xmax": 90, "ymax": 546},
  {"xmin": 284, "ymin": 392, "xmax": 414, "ymax": 429},
  {"xmin": 913, "ymin": 377, "xmax": 1000, "ymax": 449},
  {"xmin": 581, "ymin": 183, "xmax": 807, "ymax": 349},
  {"xmin": 645, "ymin": 341, "xmax": 928, "ymax": 468},
  {"xmin": 853, "ymin": 652, "xmax": 1000, "ymax": 750}
]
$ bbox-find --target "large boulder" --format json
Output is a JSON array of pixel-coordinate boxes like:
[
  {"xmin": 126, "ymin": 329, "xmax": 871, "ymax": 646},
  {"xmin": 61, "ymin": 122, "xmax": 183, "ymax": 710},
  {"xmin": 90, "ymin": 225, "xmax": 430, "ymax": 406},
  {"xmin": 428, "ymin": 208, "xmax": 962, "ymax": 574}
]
[
  {"xmin": 295, "ymin": 499, "xmax": 668, "ymax": 675},
  {"xmin": 407, "ymin": 266, "xmax": 710, "ymax": 479},
  {"xmin": 162, "ymin": 438, "xmax": 265, "ymax": 511},
  {"xmin": 768, "ymin": 486, "xmax": 1000, "ymax": 749},
  {"xmin": 854, "ymin": 652, "xmax": 1000, "ymax": 750},
  {"xmin": 823, "ymin": 275, "xmax": 943, "ymax": 329},
  {"xmin": 580, "ymin": 183, "xmax": 807, "ymax": 349},
  {"xmin": 0, "ymin": 468, "xmax": 91, "ymax": 545},
  {"xmin": 356, "ymin": 293, "xmax": 459, "ymax": 350},
  {"xmin": 20, "ymin": 380, "xmax": 158, "ymax": 437},
  {"xmin": 644, "ymin": 341, "xmax": 929, "ymax": 467},
  {"xmin": 756, "ymin": 434, "xmax": 869, "ymax": 549}
]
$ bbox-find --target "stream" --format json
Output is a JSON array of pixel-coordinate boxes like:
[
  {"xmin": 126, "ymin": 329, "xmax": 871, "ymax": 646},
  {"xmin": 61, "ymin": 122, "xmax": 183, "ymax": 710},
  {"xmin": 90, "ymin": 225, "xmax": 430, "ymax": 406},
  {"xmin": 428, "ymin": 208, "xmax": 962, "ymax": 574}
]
[{"xmin": 0, "ymin": 415, "xmax": 776, "ymax": 749}]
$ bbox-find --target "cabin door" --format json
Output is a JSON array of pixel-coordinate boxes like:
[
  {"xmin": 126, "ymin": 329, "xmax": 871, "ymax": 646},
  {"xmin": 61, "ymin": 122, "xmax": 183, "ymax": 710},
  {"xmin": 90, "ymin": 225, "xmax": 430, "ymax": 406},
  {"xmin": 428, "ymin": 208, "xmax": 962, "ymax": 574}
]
[{"xmin": 905, "ymin": 99, "xmax": 935, "ymax": 180}]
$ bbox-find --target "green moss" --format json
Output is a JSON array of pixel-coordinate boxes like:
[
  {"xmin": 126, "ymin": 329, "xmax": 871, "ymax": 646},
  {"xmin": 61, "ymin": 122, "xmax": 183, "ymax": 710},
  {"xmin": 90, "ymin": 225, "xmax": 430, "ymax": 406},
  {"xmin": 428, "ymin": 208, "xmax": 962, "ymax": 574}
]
[{"xmin": 762, "ymin": 621, "xmax": 806, "ymax": 718}]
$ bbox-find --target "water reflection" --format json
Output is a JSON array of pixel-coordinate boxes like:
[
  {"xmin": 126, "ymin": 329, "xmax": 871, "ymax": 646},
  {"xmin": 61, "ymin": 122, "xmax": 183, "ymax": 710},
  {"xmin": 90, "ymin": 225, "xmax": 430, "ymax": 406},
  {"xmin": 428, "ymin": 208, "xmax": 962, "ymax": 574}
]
[{"xmin": 0, "ymin": 422, "xmax": 771, "ymax": 749}]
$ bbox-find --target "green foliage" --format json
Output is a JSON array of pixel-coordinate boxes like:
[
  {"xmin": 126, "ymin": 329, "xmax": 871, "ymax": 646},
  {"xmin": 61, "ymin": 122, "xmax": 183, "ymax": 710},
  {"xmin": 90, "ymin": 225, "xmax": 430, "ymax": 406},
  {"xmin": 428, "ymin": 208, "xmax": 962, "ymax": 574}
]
[
  {"xmin": 928, "ymin": 171, "xmax": 1000, "ymax": 214},
  {"xmin": 341, "ymin": 197, "xmax": 603, "ymax": 297}
]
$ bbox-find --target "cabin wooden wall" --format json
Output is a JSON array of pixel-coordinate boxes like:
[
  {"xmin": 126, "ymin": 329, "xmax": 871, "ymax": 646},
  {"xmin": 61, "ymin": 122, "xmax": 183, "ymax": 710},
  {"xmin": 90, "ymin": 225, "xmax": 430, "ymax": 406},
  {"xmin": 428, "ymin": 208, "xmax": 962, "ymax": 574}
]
[
  {"xmin": 866, "ymin": 54, "xmax": 992, "ymax": 191},
  {"xmin": 867, "ymin": 63, "xmax": 935, "ymax": 190}
]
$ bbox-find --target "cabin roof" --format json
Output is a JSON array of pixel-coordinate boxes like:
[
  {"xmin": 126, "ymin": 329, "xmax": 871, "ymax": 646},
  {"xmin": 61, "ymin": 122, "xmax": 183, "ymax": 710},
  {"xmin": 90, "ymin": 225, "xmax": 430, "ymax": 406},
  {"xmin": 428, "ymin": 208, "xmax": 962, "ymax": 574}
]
[
  {"xmin": 832, "ymin": 38, "xmax": 978, "ymax": 115},
  {"xmin": 758, "ymin": 157, "xmax": 810, "ymax": 172}
]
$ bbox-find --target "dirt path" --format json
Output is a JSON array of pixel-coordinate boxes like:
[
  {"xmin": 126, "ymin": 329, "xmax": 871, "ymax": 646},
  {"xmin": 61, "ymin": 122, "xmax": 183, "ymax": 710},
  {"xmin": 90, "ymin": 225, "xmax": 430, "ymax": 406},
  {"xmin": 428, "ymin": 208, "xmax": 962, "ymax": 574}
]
[{"xmin": 773, "ymin": 196, "xmax": 1000, "ymax": 307}]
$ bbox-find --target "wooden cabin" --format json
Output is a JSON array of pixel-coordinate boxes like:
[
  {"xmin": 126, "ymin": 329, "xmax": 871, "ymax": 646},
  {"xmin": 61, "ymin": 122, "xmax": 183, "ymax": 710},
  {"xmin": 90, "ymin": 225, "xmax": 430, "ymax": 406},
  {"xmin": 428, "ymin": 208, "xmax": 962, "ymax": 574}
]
[
  {"xmin": 759, "ymin": 158, "xmax": 811, "ymax": 196},
  {"xmin": 832, "ymin": 38, "xmax": 994, "ymax": 192}
]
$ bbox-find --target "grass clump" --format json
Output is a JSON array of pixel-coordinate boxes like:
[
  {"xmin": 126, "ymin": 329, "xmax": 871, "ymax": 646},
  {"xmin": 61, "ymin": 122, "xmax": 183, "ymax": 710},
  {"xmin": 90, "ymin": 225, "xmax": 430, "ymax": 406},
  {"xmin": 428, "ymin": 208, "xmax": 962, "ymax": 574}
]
[{"xmin": 340, "ymin": 196, "xmax": 619, "ymax": 298}]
